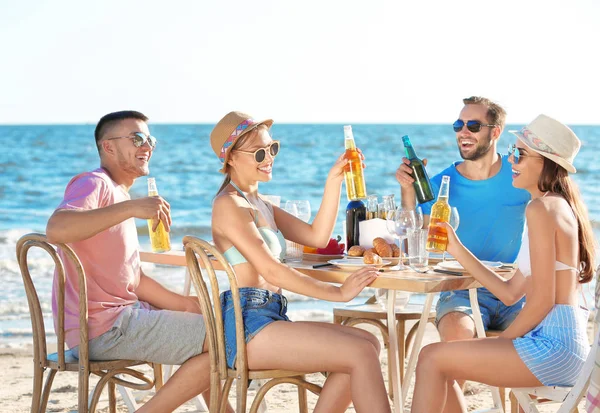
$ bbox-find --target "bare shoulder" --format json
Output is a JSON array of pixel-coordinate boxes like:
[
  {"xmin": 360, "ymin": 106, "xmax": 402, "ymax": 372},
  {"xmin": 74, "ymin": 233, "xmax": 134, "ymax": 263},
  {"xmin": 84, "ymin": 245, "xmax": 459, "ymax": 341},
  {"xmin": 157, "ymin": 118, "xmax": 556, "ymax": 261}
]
[
  {"xmin": 526, "ymin": 194, "xmax": 572, "ymax": 228},
  {"xmin": 212, "ymin": 190, "xmax": 255, "ymax": 229}
]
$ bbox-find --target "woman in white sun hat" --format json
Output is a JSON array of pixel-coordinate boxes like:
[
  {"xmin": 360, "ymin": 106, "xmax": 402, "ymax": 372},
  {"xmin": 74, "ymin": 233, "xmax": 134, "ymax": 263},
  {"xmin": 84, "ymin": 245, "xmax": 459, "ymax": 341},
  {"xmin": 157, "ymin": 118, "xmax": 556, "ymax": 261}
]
[{"xmin": 412, "ymin": 114, "xmax": 596, "ymax": 412}]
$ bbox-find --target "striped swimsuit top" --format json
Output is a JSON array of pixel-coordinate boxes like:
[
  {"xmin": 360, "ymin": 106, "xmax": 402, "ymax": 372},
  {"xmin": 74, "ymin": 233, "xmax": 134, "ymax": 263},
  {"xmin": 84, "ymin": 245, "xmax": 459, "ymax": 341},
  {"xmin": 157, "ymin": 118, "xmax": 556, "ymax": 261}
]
[
  {"xmin": 222, "ymin": 182, "xmax": 286, "ymax": 266},
  {"xmin": 516, "ymin": 224, "xmax": 579, "ymax": 278}
]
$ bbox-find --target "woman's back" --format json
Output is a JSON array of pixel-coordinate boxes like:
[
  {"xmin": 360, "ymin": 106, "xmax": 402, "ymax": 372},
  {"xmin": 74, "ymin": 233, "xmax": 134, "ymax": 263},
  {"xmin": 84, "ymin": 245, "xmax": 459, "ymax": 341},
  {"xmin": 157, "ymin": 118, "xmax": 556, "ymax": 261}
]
[{"xmin": 518, "ymin": 193, "xmax": 581, "ymax": 305}]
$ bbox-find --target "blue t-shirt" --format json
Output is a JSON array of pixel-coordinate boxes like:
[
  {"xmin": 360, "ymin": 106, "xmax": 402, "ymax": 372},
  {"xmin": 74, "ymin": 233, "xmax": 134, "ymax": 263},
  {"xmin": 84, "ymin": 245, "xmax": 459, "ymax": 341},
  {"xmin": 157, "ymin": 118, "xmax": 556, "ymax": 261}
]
[{"xmin": 420, "ymin": 154, "xmax": 530, "ymax": 263}]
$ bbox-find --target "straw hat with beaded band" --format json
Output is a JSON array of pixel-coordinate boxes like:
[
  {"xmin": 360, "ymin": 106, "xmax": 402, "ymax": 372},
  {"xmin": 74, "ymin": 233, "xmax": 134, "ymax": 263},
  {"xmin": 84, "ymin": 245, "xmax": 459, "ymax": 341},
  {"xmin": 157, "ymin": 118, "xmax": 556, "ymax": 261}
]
[
  {"xmin": 509, "ymin": 114, "xmax": 581, "ymax": 173},
  {"xmin": 210, "ymin": 111, "xmax": 274, "ymax": 173}
]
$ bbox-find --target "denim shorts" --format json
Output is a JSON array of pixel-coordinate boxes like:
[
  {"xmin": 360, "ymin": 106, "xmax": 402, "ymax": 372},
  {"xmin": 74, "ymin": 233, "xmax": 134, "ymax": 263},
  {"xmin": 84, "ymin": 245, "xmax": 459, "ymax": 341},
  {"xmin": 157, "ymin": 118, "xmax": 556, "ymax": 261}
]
[
  {"xmin": 436, "ymin": 288, "xmax": 526, "ymax": 331},
  {"xmin": 221, "ymin": 288, "xmax": 290, "ymax": 369}
]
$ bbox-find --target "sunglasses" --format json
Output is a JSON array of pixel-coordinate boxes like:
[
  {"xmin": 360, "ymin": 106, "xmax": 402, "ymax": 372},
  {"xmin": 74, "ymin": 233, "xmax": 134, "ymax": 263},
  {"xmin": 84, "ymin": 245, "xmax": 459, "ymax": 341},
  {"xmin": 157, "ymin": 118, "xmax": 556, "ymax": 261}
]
[
  {"xmin": 508, "ymin": 144, "xmax": 544, "ymax": 164},
  {"xmin": 453, "ymin": 119, "xmax": 497, "ymax": 133},
  {"xmin": 234, "ymin": 140, "xmax": 280, "ymax": 163},
  {"xmin": 106, "ymin": 132, "xmax": 157, "ymax": 149}
]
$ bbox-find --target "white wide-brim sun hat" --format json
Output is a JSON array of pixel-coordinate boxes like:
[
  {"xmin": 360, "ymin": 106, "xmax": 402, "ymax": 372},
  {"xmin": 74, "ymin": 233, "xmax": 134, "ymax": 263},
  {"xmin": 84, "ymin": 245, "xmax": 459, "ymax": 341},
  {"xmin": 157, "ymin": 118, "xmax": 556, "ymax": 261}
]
[{"xmin": 509, "ymin": 114, "xmax": 581, "ymax": 173}]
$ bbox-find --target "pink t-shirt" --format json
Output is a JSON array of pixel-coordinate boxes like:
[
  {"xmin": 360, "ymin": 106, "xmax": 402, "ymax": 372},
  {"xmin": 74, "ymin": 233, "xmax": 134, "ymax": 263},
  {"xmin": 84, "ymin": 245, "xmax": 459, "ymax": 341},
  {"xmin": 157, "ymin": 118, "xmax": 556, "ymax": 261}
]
[{"xmin": 53, "ymin": 168, "xmax": 141, "ymax": 348}]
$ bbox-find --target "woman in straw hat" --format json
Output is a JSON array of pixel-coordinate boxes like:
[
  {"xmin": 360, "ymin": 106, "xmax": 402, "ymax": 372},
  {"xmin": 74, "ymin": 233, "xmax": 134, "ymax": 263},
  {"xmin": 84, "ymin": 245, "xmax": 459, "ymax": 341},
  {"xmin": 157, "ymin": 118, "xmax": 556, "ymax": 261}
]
[
  {"xmin": 412, "ymin": 114, "xmax": 596, "ymax": 412},
  {"xmin": 209, "ymin": 111, "xmax": 390, "ymax": 413}
]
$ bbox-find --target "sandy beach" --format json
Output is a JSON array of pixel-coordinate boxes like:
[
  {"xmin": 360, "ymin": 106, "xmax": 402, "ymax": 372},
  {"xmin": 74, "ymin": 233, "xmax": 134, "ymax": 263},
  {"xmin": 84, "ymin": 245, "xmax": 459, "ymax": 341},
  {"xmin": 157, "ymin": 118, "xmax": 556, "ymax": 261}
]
[{"xmin": 0, "ymin": 318, "xmax": 591, "ymax": 413}]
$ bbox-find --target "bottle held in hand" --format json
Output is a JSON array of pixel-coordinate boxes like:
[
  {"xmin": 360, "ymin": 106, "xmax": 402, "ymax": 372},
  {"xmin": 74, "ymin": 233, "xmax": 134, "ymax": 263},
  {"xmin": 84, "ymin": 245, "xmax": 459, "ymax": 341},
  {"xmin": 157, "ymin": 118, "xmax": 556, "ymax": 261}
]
[
  {"xmin": 402, "ymin": 135, "xmax": 434, "ymax": 204},
  {"xmin": 147, "ymin": 177, "xmax": 171, "ymax": 253},
  {"xmin": 343, "ymin": 125, "xmax": 367, "ymax": 201},
  {"xmin": 426, "ymin": 175, "xmax": 451, "ymax": 252}
]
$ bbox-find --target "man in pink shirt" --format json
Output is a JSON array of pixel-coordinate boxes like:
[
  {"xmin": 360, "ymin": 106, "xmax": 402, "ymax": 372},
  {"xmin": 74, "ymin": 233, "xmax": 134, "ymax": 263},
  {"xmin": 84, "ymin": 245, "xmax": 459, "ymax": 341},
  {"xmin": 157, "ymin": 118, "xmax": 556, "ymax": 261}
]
[{"xmin": 47, "ymin": 111, "xmax": 228, "ymax": 413}]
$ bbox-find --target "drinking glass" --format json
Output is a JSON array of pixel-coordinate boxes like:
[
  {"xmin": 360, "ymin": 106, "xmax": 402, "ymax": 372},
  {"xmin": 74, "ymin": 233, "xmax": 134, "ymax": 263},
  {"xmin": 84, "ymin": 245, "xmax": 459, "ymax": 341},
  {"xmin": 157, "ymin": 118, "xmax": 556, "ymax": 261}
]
[
  {"xmin": 442, "ymin": 207, "xmax": 460, "ymax": 262},
  {"xmin": 407, "ymin": 228, "xmax": 429, "ymax": 268},
  {"xmin": 283, "ymin": 201, "xmax": 311, "ymax": 261},
  {"xmin": 382, "ymin": 194, "xmax": 396, "ymax": 219},
  {"xmin": 386, "ymin": 207, "xmax": 417, "ymax": 269},
  {"xmin": 414, "ymin": 206, "xmax": 424, "ymax": 229},
  {"xmin": 262, "ymin": 194, "xmax": 281, "ymax": 208},
  {"xmin": 285, "ymin": 200, "xmax": 311, "ymax": 223},
  {"xmin": 366, "ymin": 195, "xmax": 379, "ymax": 220}
]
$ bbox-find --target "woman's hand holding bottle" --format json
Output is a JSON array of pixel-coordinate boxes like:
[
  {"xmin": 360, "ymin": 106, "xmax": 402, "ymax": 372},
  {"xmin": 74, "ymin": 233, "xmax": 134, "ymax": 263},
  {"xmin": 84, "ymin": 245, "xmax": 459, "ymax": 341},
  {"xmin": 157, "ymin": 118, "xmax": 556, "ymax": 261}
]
[{"xmin": 439, "ymin": 222, "xmax": 464, "ymax": 258}]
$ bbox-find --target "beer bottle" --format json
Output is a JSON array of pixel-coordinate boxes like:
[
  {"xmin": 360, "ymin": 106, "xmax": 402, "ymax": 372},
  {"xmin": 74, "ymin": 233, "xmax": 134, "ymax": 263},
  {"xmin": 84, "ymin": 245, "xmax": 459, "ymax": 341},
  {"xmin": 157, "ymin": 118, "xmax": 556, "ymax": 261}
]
[
  {"xmin": 343, "ymin": 125, "xmax": 367, "ymax": 201},
  {"xmin": 402, "ymin": 135, "xmax": 434, "ymax": 204},
  {"xmin": 346, "ymin": 200, "xmax": 366, "ymax": 250},
  {"xmin": 426, "ymin": 175, "xmax": 451, "ymax": 252},
  {"xmin": 147, "ymin": 177, "xmax": 171, "ymax": 253}
]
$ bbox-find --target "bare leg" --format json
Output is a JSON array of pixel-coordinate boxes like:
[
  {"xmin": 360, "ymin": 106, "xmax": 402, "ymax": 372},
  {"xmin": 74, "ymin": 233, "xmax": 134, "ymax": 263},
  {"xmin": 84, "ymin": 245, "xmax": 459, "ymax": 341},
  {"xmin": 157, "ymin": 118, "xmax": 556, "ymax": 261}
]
[
  {"xmin": 412, "ymin": 338, "xmax": 541, "ymax": 413},
  {"xmin": 437, "ymin": 311, "xmax": 477, "ymax": 411},
  {"xmin": 300, "ymin": 322, "xmax": 381, "ymax": 413},
  {"xmin": 247, "ymin": 321, "xmax": 390, "ymax": 413},
  {"xmin": 137, "ymin": 341, "xmax": 234, "ymax": 413}
]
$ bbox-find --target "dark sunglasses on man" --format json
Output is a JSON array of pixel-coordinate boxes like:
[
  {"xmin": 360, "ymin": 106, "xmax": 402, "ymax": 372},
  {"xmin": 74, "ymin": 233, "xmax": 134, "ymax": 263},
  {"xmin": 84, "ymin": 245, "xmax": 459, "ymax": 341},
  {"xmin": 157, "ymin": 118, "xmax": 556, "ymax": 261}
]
[
  {"xmin": 234, "ymin": 140, "xmax": 280, "ymax": 163},
  {"xmin": 106, "ymin": 132, "xmax": 157, "ymax": 149},
  {"xmin": 453, "ymin": 119, "xmax": 497, "ymax": 133}
]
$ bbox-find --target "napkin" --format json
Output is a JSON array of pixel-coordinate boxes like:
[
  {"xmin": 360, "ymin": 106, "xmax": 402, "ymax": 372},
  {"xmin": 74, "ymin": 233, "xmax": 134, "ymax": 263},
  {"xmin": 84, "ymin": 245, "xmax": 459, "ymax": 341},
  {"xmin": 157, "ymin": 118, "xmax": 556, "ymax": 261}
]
[{"xmin": 359, "ymin": 218, "xmax": 395, "ymax": 248}]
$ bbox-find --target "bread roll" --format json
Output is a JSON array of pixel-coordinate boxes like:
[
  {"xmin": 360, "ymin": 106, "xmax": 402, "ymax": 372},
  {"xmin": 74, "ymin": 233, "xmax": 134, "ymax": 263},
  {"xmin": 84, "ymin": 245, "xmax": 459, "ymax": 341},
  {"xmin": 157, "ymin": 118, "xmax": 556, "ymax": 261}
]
[
  {"xmin": 373, "ymin": 237, "xmax": 393, "ymax": 257},
  {"xmin": 363, "ymin": 250, "xmax": 383, "ymax": 264},
  {"xmin": 390, "ymin": 243, "xmax": 400, "ymax": 257},
  {"xmin": 347, "ymin": 245, "xmax": 366, "ymax": 257}
]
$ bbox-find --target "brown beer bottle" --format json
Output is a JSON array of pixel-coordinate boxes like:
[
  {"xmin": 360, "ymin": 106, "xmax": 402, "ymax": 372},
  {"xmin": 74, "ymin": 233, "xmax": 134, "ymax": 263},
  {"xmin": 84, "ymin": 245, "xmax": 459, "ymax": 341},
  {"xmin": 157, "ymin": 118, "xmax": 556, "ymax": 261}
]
[{"xmin": 426, "ymin": 175, "xmax": 451, "ymax": 252}]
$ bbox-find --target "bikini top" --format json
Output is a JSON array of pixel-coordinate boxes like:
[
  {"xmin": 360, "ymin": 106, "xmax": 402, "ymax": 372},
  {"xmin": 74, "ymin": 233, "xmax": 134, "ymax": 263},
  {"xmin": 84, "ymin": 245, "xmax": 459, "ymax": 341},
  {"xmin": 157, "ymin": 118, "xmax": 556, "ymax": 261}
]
[
  {"xmin": 516, "ymin": 223, "xmax": 579, "ymax": 278},
  {"xmin": 222, "ymin": 182, "xmax": 286, "ymax": 266}
]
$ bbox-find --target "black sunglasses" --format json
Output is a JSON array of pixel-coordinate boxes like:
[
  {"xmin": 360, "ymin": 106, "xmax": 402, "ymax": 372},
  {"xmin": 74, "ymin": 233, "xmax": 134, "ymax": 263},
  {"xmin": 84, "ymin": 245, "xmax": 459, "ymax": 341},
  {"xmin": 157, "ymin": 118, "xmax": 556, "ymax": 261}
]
[
  {"xmin": 234, "ymin": 141, "xmax": 280, "ymax": 163},
  {"xmin": 453, "ymin": 119, "xmax": 497, "ymax": 133},
  {"xmin": 106, "ymin": 132, "xmax": 157, "ymax": 149}
]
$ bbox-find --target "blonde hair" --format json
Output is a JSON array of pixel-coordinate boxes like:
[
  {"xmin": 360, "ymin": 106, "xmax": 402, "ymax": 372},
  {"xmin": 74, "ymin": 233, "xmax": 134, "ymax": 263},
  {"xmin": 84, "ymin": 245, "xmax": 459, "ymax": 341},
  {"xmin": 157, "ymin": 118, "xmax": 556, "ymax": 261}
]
[{"xmin": 214, "ymin": 124, "xmax": 269, "ymax": 197}]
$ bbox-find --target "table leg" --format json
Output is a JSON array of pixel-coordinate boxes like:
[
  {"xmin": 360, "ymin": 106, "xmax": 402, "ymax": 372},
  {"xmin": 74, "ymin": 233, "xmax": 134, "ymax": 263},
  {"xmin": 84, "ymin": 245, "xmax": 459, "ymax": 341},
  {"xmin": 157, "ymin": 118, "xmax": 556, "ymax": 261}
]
[
  {"xmin": 387, "ymin": 290, "xmax": 404, "ymax": 413},
  {"xmin": 469, "ymin": 288, "xmax": 504, "ymax": 412},
  {"xmin": 401, "ymin": 293, "xmax": 434, "ymax": 404}
]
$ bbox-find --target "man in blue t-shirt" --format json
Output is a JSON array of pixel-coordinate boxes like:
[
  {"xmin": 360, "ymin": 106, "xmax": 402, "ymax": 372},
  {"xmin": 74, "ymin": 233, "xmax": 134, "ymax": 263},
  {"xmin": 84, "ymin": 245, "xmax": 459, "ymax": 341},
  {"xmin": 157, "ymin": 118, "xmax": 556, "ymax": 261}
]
[{"xmin": 397, "ymin": 96, "xmax": 530, "ymax": 345}]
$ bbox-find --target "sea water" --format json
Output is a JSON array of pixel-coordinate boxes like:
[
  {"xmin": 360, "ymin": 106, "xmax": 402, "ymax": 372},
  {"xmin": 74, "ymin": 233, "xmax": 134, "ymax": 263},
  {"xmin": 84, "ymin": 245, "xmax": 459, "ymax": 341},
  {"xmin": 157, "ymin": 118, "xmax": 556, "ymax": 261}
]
[{"xmin": 2, "ymin": 123, "xmax": 599, "ymax": 346}]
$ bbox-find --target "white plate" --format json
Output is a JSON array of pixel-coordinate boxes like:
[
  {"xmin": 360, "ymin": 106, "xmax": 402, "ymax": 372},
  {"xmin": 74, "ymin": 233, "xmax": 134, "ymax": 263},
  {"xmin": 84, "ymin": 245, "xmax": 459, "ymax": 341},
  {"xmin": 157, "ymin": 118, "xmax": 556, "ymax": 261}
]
[
  {"xmin": 437, "ymin": 260, "xmax": 502, "ymax": 270},
  {"xmin": 328, "ymin": 258, "xmax": 391, "ymax": 271}
]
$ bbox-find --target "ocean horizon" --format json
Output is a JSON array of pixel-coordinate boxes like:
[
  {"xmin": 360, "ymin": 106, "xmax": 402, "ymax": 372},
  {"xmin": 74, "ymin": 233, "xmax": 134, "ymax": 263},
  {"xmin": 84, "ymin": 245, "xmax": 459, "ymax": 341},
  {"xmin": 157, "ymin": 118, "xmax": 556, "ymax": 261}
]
[{"xmin": 2, "ymin": 123, "xmax": 599, "ymax": 346}]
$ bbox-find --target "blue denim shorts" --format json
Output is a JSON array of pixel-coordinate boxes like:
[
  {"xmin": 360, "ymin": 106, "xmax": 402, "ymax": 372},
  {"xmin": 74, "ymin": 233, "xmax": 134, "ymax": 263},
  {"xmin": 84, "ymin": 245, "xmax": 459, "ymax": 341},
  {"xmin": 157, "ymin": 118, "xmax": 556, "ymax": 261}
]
[
  {"xmin": 436, "ymin": 288, "xmax": 526, "ymax": 331},
  {"xmin": 221, "ymin": 288, "xmax": 290, "ymax": 369}
]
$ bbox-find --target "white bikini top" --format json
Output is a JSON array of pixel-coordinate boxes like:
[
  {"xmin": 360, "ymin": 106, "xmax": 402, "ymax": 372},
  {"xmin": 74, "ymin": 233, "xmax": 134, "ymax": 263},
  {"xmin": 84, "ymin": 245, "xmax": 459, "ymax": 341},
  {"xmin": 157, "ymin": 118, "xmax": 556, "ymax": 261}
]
[{"xmin": 516, "ymin": 223, "xmax": 579, "ymax": 278}]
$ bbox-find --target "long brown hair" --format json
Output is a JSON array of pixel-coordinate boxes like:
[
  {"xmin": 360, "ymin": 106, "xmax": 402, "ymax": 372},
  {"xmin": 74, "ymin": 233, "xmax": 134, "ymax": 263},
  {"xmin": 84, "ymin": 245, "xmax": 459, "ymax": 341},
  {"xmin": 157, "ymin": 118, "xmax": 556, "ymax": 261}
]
[
  {"xmin": 214, "ymin": 124, "xmax": 268, "ymax": 197},
  {"xmin": 538, "ymin": 158, "xmax": 596, "ymax": 283}
]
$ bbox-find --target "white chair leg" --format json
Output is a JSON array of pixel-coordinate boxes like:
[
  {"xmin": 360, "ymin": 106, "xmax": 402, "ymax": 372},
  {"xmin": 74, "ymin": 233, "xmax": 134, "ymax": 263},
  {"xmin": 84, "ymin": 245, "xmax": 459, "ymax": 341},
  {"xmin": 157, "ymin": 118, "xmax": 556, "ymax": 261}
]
[{"xmin": 117, "ymin": 385, "xmax": 140, "ymax": 412}]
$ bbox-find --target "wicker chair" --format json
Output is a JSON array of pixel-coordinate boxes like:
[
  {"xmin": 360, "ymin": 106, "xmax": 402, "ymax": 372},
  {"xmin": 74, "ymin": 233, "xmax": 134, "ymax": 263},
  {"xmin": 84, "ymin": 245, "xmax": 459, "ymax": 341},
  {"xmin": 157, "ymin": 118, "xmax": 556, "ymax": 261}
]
[
  {"xmin": 16, "ymin": 233, "xmax": 162, "ymax": 413},
  {"xmin": 183, "ymin": 235, "xmax": 322, "ymax": 413}
]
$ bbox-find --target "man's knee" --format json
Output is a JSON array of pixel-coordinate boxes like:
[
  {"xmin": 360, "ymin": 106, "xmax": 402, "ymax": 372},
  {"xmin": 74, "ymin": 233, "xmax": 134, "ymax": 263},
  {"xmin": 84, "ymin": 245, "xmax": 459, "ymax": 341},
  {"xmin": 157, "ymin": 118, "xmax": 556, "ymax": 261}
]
[{"xmin": 437, "ymin": 312, "xmax": 476, "ymax": 342}]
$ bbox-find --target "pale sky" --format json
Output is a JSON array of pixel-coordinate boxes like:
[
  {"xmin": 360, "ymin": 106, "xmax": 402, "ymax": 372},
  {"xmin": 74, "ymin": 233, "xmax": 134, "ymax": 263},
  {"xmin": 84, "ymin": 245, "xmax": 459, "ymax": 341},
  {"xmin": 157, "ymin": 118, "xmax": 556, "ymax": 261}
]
[{"xmin": 1, "ymin": 0, "xmax": 599, "ymax": 124}]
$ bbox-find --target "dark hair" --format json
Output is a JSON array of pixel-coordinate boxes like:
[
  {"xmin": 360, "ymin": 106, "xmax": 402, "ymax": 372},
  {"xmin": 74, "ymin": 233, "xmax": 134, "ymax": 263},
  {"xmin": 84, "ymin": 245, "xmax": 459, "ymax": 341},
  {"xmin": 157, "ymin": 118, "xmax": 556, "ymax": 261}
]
[
  {"xmin": 94, "ymin": 110, "xmax": 148, "ymax": 152},
  {"xmin": 538, "ymin": 158, "xmax": 596, "ymax": 283},
  {"xmin": 214, "ymin": 124, "xmax": 269, "ymax": 197},
  {"xmin": 463, "ymin": 96, "xmax": 507, "ymax": 131}
]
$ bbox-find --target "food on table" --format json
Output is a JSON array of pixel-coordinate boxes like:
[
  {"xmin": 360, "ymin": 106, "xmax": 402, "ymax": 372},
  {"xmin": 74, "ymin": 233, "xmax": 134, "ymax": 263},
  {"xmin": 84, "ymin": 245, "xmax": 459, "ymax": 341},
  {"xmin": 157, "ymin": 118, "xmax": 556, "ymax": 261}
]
[
  {"xmin": 316, "ymin": 236, "xmax": 345, "ymax": 255},
  {"xmin": 373, "ymin": 237, "xmax": 393, "ymax": 257},
  {"xmin": 363, "ymin": 250, "xmax": 383, "ymax": 264},
  {"xmin": 303, "ymin": 246, "xmax": 318, "ymax": 253},
  {"xmin": 347, "ymin": 245, "xmax": 366, "ymax": 257},
  {"xmin": 390, "ymin": 243, "xmax": 400, "ymax": 257}
]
